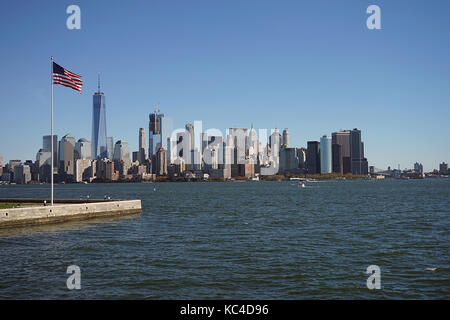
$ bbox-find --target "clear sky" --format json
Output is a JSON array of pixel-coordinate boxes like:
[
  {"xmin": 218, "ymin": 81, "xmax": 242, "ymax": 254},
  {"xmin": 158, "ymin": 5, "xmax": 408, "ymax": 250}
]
[{"xmin": 0, "ymin": 0, "xmax": 449, "ymax": 171}]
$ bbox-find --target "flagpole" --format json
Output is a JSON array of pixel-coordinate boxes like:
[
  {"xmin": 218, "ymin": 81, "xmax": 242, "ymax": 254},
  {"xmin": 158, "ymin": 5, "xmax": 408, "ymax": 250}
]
[{"xmin": 51, "ymin": 56, "xmax": 54, "ymax": 206}]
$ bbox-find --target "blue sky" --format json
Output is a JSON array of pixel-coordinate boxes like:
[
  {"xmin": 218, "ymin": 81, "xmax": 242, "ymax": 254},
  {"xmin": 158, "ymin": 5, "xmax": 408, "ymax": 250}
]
[{"xmin": 0, "ymin": 0, "xmax": 449, "ymax": 171}]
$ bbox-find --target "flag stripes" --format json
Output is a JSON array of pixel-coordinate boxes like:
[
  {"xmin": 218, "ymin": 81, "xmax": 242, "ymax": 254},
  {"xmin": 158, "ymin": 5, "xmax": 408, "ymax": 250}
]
[{"xmin": 52, "ymin": 62, "xmax": 82, "ymax": 93}]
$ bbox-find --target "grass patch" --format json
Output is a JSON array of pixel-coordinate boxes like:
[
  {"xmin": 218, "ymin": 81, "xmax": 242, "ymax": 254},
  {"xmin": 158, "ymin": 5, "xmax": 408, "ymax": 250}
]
[{"xmin": 0, "ymin": 203, "xmax": 43, "ymax": 209}]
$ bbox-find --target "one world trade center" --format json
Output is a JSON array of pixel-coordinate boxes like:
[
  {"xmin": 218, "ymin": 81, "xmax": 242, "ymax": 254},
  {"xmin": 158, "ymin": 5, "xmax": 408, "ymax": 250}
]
[{"xmin": 92, "ymin": 74, "xmax": 108, "ymax": 159}]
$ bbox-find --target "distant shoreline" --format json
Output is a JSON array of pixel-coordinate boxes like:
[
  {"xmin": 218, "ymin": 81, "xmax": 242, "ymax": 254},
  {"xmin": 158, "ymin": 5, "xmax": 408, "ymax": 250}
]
[{"xmin": 2, "ymin": 174, "xmax": 447, "ymax": 185}]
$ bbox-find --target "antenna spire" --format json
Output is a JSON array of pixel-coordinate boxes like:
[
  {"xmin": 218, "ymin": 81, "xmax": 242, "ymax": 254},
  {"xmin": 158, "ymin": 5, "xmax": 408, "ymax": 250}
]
[{"xmin": 98, "ymin": 73, "xmax": 101, "ymax": 92}]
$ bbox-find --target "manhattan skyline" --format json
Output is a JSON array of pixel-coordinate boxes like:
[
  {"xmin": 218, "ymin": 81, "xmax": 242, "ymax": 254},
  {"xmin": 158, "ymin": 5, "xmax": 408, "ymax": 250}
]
[{"xmin": 0, "ymin": 1, "xmax": 449, "ymax": 171}]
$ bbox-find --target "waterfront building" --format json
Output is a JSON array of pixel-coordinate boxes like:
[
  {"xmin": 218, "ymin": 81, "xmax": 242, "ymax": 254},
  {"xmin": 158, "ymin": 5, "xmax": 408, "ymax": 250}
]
[
  {"xmin": 132, "ymin": 151, "xmax": 139, "ymax": 163},
  {"xmin": 92, "ymin": 75, "xmax": 108, "ymax": 159},
  {"xmin": 184, "ymin": 124, "xmax": 196, "ymax": 169},
  {"xmin": 350, "ymin": 128, "xmax": 368, "ymax": 175},
  {"xmin": 75, "ymin": 159, "xmax": 93, "ymax": 182},
  {"xmin": 185, "ymin": 123, "xmax": 195, "ymax": 152},
  {"xmin": 279, "ymin": 147, "xmax": 300, "ymax": 174},
  {"xmin": 439, "ymin": 162, "xmax": 448, "ymax": 174},
  {"xmin": 248, "ymin": 126, "xmax": 259, "ymax": 160},
  {"xmin": 138, "ymin": 127, "xmax": 146, "ymax": 164},
  {"xmin": 414, "ymin": 162, "xmax": 424, "ymax": 176},
  {"xmin": 6, "ymin": 160, "xmax": 22, "ymax": 182},
  {"xmin": 282, "ymin": 128, "xmax": 290, "ymax": 148},
  {"xmin": 43, "ymin": 135, "xmax": 59, "ymax": 169},
  {"xmin": 172, "ymin": 157, "xmax": 186, "ymax": 175},
  {"xmin": 113, "ymin": 140, "xmax": 131, "ymax": 175},
  {"xmin": 332, "ymin": 144, "xmax": 342, "ymax": 174},
  {"xmin": 320, "ymin": 135, "xmax": 332, "ymax": 174},
  {"xmin": 167, "ymin": 136, "xmax": 177, "ymax": 164},
  {"xmin": 149, "ymin": 108, "xmax": 164, "ymax": 158},
  {"xmin": 229, "ymin": 128, "xmax": 249, "ymax": 165},
  {"xmin": 14, "ymin": 164, "xmax": 31, "ymax": 184},
  {"xmin": 0, "ymin": 173, "xmax": 11, "ymax": 182},
  {"xmin": 176, "ymin": 130, "xmax": 192, "ymax": 168},
  {"xmin": 201, "ymin": 132, "xmax": 208, "ymax": 165},
  {"xmin": 192, "ymin": 148, "xmax": 202, "ymax": 171},
  {"xmin": 298, "ymin": 147, "xmax": 306, "ymax": 170},
  {"xmin": 96, "ymin": 158, "xmax": 117, "ymax": 181},
  {"xmin": 306, "ymin": 141, "xmax": 320, "ymax": 174},
  {"xmin": 74, "ymin": 138, "xmax": 92, "ymax": 160},
  {"xmin": 332, "ymin": 130, "xmax": 351, "ymax": 174},
  {"xmin": 156, "ymin": 147, "xmax": 168, "ymax": 176},
  {"xmin": 106, "ymin": 136, "xmax": 114, "ymax": 160},
  {"xmin": 59, "ymin": 134, "xmax": 75, "ymax": 176},
  {"xmin": 36, "ymin": 149, "xmax": 52, "ymax": 182},
  {"xmin": 268, "ymin": 129, "xmax": 281, "ymax": 154},
  {"xmin": 113, "ymin": 140, "xmax": 131, "ymax": 162},
  {"xmin": 0, "ymin": 155, "xmax": 2, "ymax": 176}
]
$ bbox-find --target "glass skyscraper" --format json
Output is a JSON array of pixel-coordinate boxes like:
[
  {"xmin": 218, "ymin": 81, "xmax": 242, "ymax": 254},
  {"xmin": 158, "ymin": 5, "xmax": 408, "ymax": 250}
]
[
  {"xmin": 320, "ymin": 135, "xmax": 332, "ymax": 174},
  {"xmin": 148, "ymin": 109, "xmax": 164, "ymax": 158},
  {"xmin": 92, "ymin": 76, "xmax": 108, "ymax": 159}
]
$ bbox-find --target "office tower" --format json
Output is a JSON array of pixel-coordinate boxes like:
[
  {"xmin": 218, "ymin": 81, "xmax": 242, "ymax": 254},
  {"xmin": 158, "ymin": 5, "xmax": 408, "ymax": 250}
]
[
  {"xmin": 210, "ymin": 148, "xmax": 220, "ymax": 170},
  {"xmin": 75, "ymin": 138, "xmax": 92, "ymax": 160},
  {"xmin": 228, "ymin": 128, "xmax": 249, "ymax": 165},
  {"xmin": 167, "ymin": 136, "xmax": 177, "ymax": 164},
  {"xmin": 96, "ymin": 158, "xmax": 116, "ymax": 181},
  {"xmin": 138, "ymin": 128, "xmax": 146, "ymax": 164},
  {"xmin": 269, "ymin": 129, "xmax": 281, "ymax": 151},
  {"xmin": 185, "ymin": 123, "xmax": 195, "ymax": 168},
  {"xmin": 332, "ymin": 144, "xmax": 342, "ymax": 174},
  {"xmin": 350, "ymin": 128, "xmax": 368, "ymax": 174},
  {"xmin": 75, "ymin": 159, "xmax": 93, "ymax": 182},
  {"xmin": 439, "ymin": 162, "xmax": 448, "ymax": 174},
  {"xmin": 92, "ymin": 75, "xmax": 108, "ymax": 159},
  {"xmin": 248, "ymin": 126, "xmax": 259, "ymax": 162},
  {"xmin": 332, "ymin": 130, "xmax": 351, "ymax": 174},
  {"xmin": 36, "ymin": 149, "xmax": 52, "ymax": 182},
  {"xmin": 185, "ymin": 124, "xmax": 194, "ymax": 151},
  {"xmin": 14, "ymin": 164, "xmax": 31, "ymax": 184},
  {"xmin": 106, "ymin": 137, "xmax": 114, "ymax": 160},
  {"xmin": 113, "ymin": 140, "xmax": 131, "ymax": 164},
  {"xmin": 132, "ymin": 151, "xmax": 138, "ymax": 163},
  {"xmin": 306, "ymin": 141, "xmax": 320, "ymax": 174},
  {"xmin": 156, "ymin": 147, "xmax": 167, "ymax": 176},
  {"xmin": 279, "ymin": 147, "xmax": 300, "ymax": 174},
  {"xmin": 201, "ymin": 132, "xmax": 208, "ymax": 152},
  {"xmin": 172, "ymin": 156, "xmax": 186, "ymax": 174},
  {"xmin": 414, "ymin": 162, "xmax": 424, "ymax": 175},
  {"xmin": 7, "ymin": 160, "xmax": 22, "ymax": 173},
  {"xmin": 43, "ymin": 135, "xmax": 59, "ymax": 169},
  {"xmin": 113, "ymin": 140, "xmax": 131, "ymax": 176},
  {"xmin": 176, "ymin": 131, "xmax": 190, "ymax": 166},
  {"xmin": 192, "ymin": 148, "xmax": 202, "ymax": 171},
  {"xmin": 320, "ymin": 135, "xmax": 332, "ymax": 174},
  {"xmin": 149, "ymin": 108, "xmax": 164, "ymax": 158},
  {"xmin": 0, "ymin": 155, "xmax": 2, "ymax": 175},
  {"xmin": 282, "ymin": 128, "xmax": 290, "ymax": 148},
  {"xmin": 200, "ymin": 132, "xmax": 208, "ymax": 169},
  {"xmin": 203, "ymin": 136, "xmax": 224, "ymax": 172},
  {"xmin": 59, "ymin": 134, "xmax": 75, "ymax": 176}
]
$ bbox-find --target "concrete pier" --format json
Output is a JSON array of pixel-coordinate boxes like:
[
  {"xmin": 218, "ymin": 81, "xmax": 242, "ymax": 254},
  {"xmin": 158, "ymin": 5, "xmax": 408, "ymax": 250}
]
[{"xmin": 0, "ymin": 199, "xmax": 142, "ymax": 228}]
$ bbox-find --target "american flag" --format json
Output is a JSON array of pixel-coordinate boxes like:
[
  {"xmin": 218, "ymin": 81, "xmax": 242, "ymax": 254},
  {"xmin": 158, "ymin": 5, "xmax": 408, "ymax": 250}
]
[{"xmin": 52, "ymin": 62, "xmax": 82, "ymax": 93}]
